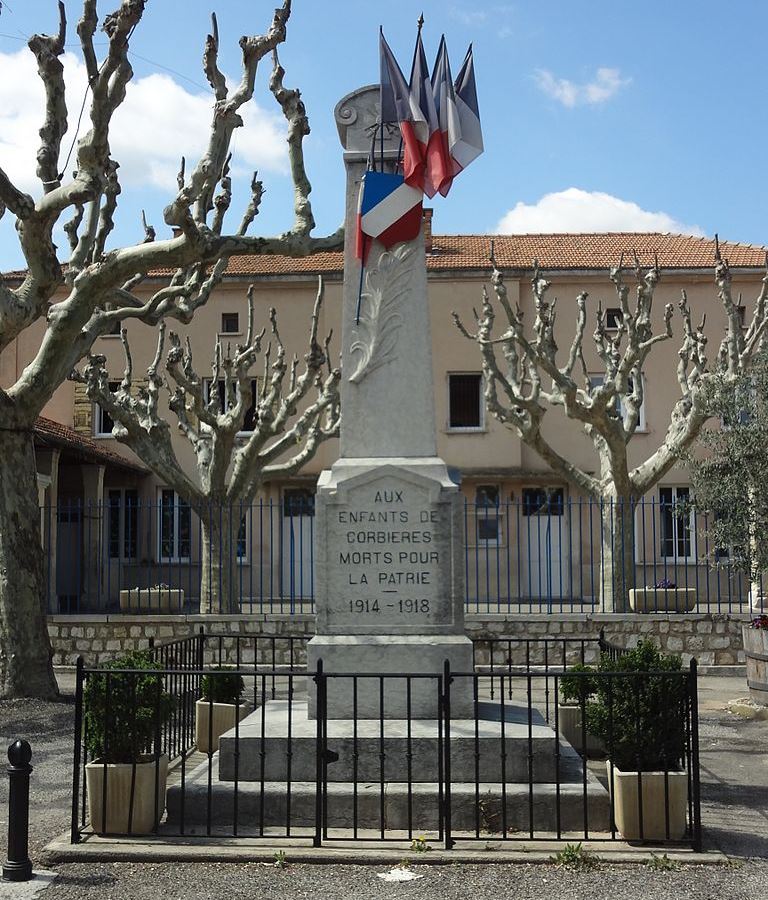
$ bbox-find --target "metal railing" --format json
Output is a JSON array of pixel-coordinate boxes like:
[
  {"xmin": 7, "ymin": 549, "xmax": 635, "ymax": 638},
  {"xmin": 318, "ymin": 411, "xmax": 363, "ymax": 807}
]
[
  {"xmin": 70, "ymin": 632, "xmax": 702, "ymax": 849},
  {"xmin": 44, "ymin": 496, "xmax": 763, "ymax": 615}
]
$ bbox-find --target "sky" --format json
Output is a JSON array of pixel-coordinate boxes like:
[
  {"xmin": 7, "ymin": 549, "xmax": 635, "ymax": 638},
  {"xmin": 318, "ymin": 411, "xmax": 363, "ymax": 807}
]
[{"xmin": 0, "ymin": 0, "xmax": 766, "ymax": 271}]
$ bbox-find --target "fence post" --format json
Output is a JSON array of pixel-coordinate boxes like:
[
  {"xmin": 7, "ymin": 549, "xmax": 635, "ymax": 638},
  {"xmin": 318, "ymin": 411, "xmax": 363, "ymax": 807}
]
[
  {"xmin": 313, "ymin": 659, "xmax": 325, "ymax": 849},
  {"xmin": 70, "ymin": 657, "xmax": 85, "ymax": 845},
  {"xmin": 3, "ymin": 740, "xmax": 33, "ymax": 882},
  {"xmin": 688, "ymin": 658, "xmax": 703, "ymax": 852},
  {"xmin": 442, "ymin": 659, "xmax": 453, "ymax": 850}
]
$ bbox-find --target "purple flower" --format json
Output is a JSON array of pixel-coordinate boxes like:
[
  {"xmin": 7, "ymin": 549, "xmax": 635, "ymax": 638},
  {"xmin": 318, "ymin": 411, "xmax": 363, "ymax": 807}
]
[
  {"xmin": 655, "ymin": 578, "xmax": 676, "ymax": 589},
  {"xmin": 749, "ymin": 615, "xmax": 768, "ymax": 630}
]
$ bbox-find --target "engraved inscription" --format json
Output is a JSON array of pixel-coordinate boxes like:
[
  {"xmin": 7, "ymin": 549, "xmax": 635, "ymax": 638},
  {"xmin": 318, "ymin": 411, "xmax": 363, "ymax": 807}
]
[{"xmin": 327, "ymin": 478, "xmax": 450, "ymax": 629}]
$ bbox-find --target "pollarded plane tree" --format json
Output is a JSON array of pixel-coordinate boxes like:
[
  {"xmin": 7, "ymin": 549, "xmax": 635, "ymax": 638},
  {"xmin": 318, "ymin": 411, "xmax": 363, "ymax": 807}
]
[
  {"xmin": 455, "ymin": 246, "xmax": 768, "ymax": 610},
  {"xmin": 0, "ymin": 0, "xmax": 342, "ymax": 697},
  {"xmin": 74, "ymin": 276, "xmax": 340, "ymax": 614}
]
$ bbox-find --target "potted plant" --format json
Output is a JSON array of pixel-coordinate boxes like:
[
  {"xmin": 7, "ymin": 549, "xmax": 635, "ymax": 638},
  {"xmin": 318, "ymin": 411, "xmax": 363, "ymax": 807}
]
[
  {"xmin": 195, "ymin": 666, "xmax": 248, "ymax": 754},
  {"xmin": 557, "ymin": 663, "xmax": 605, "ymax": 757},
  {"xmin": 84, "ymin": 650, "xmax": 173, "ymax": 835},
  {"xmin": 587, "ymin": 641, "xmax": 689, "ymax": 841},
  {"xmin": 629, "ymin": 578, "xmax": 697, "ymax": 613},
  {"xmin": 743, "ymin": 614, "xmax": 768, "ymax": 706}
]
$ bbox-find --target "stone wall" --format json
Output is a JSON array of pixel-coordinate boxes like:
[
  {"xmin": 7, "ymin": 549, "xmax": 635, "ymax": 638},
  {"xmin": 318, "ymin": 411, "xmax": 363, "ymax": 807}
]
[{"xmin": 47, "ymin": 612, "xmax": 749, "ymax": 668}]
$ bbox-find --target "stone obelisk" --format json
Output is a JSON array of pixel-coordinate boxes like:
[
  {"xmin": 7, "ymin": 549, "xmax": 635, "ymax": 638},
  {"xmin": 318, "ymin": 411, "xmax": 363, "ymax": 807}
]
[{"xmin": 307, "ymin": 85, "xmax": 473, "ymax": 718}]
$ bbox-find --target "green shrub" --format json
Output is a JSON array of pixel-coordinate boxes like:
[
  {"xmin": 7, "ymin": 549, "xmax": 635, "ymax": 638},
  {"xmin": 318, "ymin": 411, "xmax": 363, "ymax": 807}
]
[
  {"xmin": 559, "ymin": 663, "xmax": 597, "ymax": 704},
  {"xmin": 586, "ymin": 641, "xmax": 687, "ymax": 772},
  {"xmin": 83, "ymin": 650, "xmax": 173, "ymax": 764},
  {"xmin": 200, "ymin": 666, "xmax": 245, "ymax": 705}
]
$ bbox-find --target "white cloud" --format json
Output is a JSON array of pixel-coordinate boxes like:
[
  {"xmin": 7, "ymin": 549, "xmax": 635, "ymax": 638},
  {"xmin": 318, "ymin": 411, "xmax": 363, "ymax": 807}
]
[
  {"xmin": 449, "ymin": 8, "xmax": 489, "ymax": 26},
  {"xmin": 0, "ymin": 48, "xmax": 287, "ymax": 196},
  {"xmin": 534, "ymin": 67, "xmax": 630, "ymax": 108},
  {"xmin": 496, "ymin": 188, "xmax": 704, "ymax": 235}
]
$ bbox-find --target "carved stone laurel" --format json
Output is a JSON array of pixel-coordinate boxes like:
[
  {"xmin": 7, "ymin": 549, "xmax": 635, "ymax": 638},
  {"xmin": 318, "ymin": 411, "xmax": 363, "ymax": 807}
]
[{"xmin": 348, "ymin": 244, "xmax": 415, "ymax": 384}]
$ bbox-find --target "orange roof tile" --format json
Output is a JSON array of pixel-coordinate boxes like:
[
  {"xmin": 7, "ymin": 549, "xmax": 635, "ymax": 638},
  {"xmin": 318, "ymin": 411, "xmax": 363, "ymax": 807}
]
[
  {"xmin": 34, "ymin": 417, "xmax": 146, "ymax": 473},
  {"xmin": 5, "ymin": 233, "xmax": 765, "ymax": 282},
  {"xmin": 156, "ymin": 233, "xmax": 768, "ymax": 278}
]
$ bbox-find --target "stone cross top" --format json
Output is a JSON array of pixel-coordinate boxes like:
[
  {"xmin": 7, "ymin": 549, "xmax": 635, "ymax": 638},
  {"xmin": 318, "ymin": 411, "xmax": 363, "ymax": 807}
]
[
  {"xmin": 334, "ymin": 84, "xmax": 437, "ymax": 459},
  {"xmin": 306, "ymin": 85, "xmax": 473, "ymax": 719}
]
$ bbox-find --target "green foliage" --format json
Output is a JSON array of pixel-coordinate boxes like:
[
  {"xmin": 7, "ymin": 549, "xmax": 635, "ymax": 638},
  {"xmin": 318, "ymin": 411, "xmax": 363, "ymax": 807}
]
[
  {"xmin": 559, "ymin": 663, "xmax": 597, "ymax": 704},
  {"xmin": 200, "ymin": 666, "xmax": 245, "ymax": 704},
  {"xmin": 645, "ymin": 852, "xmax": 680, "ymax": 871},
  {"xmin": 586, "ymin": 641, "xmax": 687, "ymax": 772},
  {"xmin": 409, "ymin": 835, "xmax": 432, "ymax": 853},
  {"xmin": 550, "ymin": 842, "xmax": 598, "ymax": 869},
  {"xmin": 273, "ymin": 850, "xmax": 288, "ymax": 869},
  {"xmin": 687, "ymin": 351, "xmax": 768, "ymax": 583},
  {"xmin": 83, "ymin": 650, "xmax": 173, "ymax": 764}
]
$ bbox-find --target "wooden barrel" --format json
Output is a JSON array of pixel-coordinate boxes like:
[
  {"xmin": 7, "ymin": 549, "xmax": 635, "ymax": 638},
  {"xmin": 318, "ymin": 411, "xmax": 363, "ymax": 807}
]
[{"xmin": 743, "ymin": 625, "xmax": 768, "ymax": 706}]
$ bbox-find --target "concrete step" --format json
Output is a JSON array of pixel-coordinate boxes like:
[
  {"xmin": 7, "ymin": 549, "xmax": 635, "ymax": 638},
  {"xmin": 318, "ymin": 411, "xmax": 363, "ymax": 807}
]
[
  {"xmin": 217, "ymin": 700, "xmax": 585, "ymax": 784},
  {"xmin": 166, "ymin": 769, "xmax": 611, "ymax": 834}
]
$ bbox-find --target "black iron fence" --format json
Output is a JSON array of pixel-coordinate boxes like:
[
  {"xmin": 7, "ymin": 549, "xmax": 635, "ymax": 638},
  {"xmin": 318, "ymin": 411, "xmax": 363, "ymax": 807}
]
[
  {"xmin": 44, "ymin": 496, "xmax": 764, "ymax": 616},
  {"xmin": 70, "ymin": 632, "xmax": 702, "ymax": 849}
]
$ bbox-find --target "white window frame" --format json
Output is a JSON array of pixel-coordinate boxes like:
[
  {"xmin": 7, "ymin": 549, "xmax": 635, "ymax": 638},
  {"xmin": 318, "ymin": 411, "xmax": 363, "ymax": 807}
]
[
  {"xmin": 447, "ymin": 372, "xmax": 484, "ymax": 432},
  {"xmin": 471, "ymin": 484, "xmax": 502, "ymax": 546},
  {"xmin": 203, "ymin": 377, "xmax": 260, "ymax": 436},
  {"xmin": 657, "ymin": 485, "xmax": 696, "ymax": 564},
  {"xmin": 220, "ymin": 311, "xmax": 241, "ymax": 335},
  {"xmin": 588, "ymin": 373, "xmax": 646, "ymax": 431},
  {"xmin": 157, "ymin": 488, "xmax": 191, "ymax": 563},
  {"xmin": 93, "ymin": 382, "xmax": 119, "ymax": 437}
]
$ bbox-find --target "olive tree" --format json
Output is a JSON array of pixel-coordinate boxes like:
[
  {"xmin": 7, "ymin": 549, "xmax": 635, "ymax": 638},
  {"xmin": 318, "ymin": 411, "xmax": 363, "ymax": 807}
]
[{"xmin": 0, "ymin": 0, "xmax": 341, "ymax": 697}]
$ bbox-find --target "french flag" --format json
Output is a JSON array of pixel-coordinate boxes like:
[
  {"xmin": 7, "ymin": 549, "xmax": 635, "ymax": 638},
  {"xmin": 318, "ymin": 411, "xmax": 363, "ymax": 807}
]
[
  {"xmin": 406, "ymin": 31, "xmax": 450, "ymax": 198},
  {"xmin": 451, "ymin": 44, "xmax": 484, "ymax": 175},
  {"xmin": 355, "ymin": 171, "xmax": 423, "ymax": 264},
  {"xmin": 431, "ymin": 36, "xmax": 461, "ymax": 197}
]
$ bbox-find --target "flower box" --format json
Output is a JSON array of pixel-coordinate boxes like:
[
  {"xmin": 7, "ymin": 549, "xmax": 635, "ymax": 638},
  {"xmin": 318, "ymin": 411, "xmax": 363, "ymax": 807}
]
[
  {"xmin": 557, "ymin": 703, "xmax": 605, "ymax": 758},
  {"xmin": 86, "ymin": 755, "xmax": 168, "ymax": 834},
  {"xmin": 195, "ymin": 700, "xmax": 251, "ymax": 754},
  {"xmin": 742, "ymin": 619, "xmax": 768, "ymax": 706},
  {"xmin": 607, "ymin": 763, "xmax": 688, "ymax": 841},
  {"xmin": 628, "ymin": 587, "xmax": 696, "ymax": 613},
  {"xmin": 119, "ymin": 586, "xmax": 184, "ymax": 613}
]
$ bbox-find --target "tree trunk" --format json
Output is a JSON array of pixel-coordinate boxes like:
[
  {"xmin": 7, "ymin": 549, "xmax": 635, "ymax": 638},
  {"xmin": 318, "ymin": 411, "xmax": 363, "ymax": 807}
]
[
  {"xmin": 599, "ymin": 493, "xmax": 636, "ymax": 612},
  {"xmin": 199, "ymin": 509, "xmax": 238, "ymax": 615},
  {"xmin": 0, "ymin": 427, "xmax": 58, "ymax": 698}
]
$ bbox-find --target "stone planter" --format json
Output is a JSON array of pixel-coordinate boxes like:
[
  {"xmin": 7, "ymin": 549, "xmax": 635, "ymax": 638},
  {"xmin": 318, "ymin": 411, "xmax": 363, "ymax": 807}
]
[
  {"xmin": 119, "ymin": 587, "xmax": 184, "ymax": 613},
  {"xmin": 557, "ymin": 703, "xmax": 605, "ymax": 758},
  {"xmin": 195, "ymin": 700, "xmax": 250, "ymax": 754},
  {"xmin": 86, "ymin": 755, "xmax": 168, "ymax": 834},
  {"xmin": 607, "ymin": 762, "xmax": 688, "ymax": 841},
  {"xmin": 742, "ymin": 624, "xmax": 768, "ymax": 706},
  {"xmin": 628, "ymin": 587, "xmax": 696, "ymax": 613}
]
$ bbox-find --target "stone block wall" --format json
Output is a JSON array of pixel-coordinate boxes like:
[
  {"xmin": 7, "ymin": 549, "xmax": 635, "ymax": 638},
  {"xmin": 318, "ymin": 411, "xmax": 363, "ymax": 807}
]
[{"xmin": 47, "ymin": 612, "xmax": 749, "ymax": 668}]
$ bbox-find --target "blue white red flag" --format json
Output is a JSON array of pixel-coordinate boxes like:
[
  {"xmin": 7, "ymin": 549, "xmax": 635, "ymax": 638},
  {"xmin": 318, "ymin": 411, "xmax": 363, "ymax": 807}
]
[
  {"xmin": 405, "ymin": 31, "xmax": 450, "ymax": 198},
  {"xmin": 431, "ymin": 35, "xmax": 461, "ymax": 197},
  {"xmin": 355, "ymin": 171, "xmax": 423, "ymax": 264},
  {"xmin": 451, "ymin": 44, "xmax": 484, "ymax": 174}
]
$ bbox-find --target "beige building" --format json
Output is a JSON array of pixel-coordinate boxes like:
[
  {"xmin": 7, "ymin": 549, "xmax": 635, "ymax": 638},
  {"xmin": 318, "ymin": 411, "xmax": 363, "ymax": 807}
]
[{"xmin": 4, "ymin": 225, "xmax": 766, "ymax": 614}]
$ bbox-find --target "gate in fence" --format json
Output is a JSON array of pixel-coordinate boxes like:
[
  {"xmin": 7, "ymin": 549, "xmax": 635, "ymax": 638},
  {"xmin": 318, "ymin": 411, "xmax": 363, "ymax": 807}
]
[{"xmin": 70, "ymin": 633, "xmax": 702, "ymax": 850}]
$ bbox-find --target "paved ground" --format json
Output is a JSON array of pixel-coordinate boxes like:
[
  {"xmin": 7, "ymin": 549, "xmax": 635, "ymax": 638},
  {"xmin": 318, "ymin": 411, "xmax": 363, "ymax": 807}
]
[{"xmin": 0, "ymin": 670, "xmax": 764, "ymax": 898}]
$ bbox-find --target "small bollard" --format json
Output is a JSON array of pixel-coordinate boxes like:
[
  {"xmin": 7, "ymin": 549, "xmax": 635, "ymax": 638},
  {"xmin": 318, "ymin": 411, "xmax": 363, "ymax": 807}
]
[{"xmin": 3, "ymin": 740, "xmax": 33, "ymax": 882}]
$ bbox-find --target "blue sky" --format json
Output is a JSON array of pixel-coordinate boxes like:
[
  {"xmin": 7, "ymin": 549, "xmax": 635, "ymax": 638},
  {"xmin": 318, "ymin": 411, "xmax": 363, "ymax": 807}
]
[{"xmin": 0, "ymin": 0, "xmax": 766, "ymax": 271}]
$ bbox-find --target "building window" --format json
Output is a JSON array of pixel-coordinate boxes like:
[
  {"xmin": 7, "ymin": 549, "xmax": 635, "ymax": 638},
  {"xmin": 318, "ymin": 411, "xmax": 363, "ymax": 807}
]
[
  {"xmin": 605, "ymin": 307, "xmax": 623, "ymax": 330},
  {"xmin": 158, "ymin": 489, "xmax": 191, "ymax": 562},
  {"xmin": 107, "ymin": 488, "xmax": 138, "ymax": 559},
  {"xmin": 659, "ymin": 486, "xmax": 695, "ymax": 562},
  {"xmin": 94, "ymin": 382, "xmax": 119, "ymax": 436},
  {"xmin": 475, "ymin": 484, "xmax": 500, "ymax": 542},
  {"xmin": 448, "ymin": 373, "xmax": 483, "ymax": 430},
  {"xmin": 204, "ymin": 378, "xmax": 259, "ymax": 431},
  {"xmin": 736, "ymin": 306, "xmax": 747, "ymax": 329},
  {"xmin": 589, "ymin": 373, "xmax": 646, "ymax": 430},
  {"xmin": 107, "ymin": 319, "xmax": 122, "ymax": 336},
  {"xmin": 522, "ymin": 487, "xmax": 565, "ymax": 517},
  {"xmin": 221, "ymin": 312, "xmax": 240, "ymax": 334}
]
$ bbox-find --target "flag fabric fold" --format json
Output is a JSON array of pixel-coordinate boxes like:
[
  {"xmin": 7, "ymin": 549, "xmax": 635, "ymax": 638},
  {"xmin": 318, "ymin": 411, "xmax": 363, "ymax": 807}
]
[
  {"xmin": 451, "ymin": 43, "xmax": 484, "ymax": 174},
  {"xmin": 355, "ymin": 171, "xmax": 423, "ymax": 264},
  {"xmin": 431, "ymin": 35, "xmax": 461, "ymax": 197}
]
